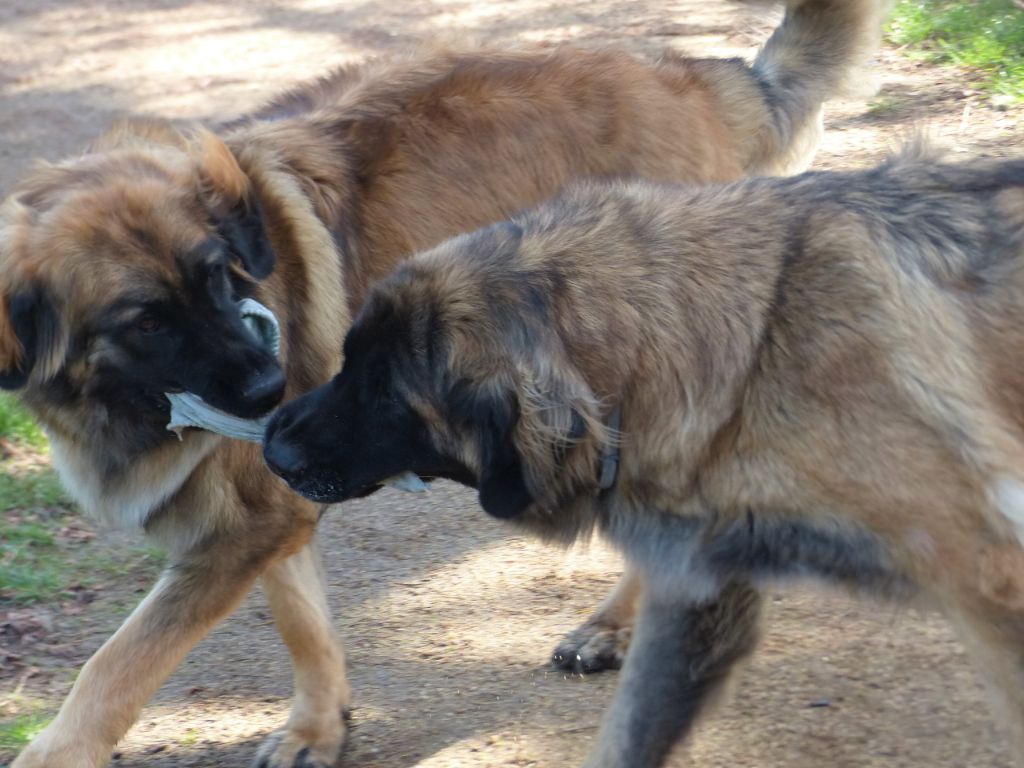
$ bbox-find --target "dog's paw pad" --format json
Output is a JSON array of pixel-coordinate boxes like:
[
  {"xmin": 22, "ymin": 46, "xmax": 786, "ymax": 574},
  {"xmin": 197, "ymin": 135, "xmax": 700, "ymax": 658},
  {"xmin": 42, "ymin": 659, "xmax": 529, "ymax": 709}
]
[
  {"xmin": 252, "ymin": 726, "xmax": 346, "ymax": 768},
  {"xmin": 552, "ymin": 622, "xmax": 631, "ymax": 674}
]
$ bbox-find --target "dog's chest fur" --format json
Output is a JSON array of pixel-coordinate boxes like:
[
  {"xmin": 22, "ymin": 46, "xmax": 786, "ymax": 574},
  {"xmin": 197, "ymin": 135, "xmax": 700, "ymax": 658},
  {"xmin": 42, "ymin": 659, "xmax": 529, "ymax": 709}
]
[{"xmin": 49, "ymin": 429, "xmax": 222, "ymax": 533}]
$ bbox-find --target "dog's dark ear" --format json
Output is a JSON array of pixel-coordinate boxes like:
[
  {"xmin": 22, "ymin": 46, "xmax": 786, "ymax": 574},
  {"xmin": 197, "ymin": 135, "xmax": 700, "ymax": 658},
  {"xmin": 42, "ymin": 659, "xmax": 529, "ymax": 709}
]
[
  {"xmin": 195, "ymin": 130, "xmax": 275, "ymax": 280},
  {"xmin": 0, "ymin": 285, "xmax": 60, "ymax": 390},
  {"xmin": 478, "ymin": 424, "xmax": 534, "ymax": 520},
  {"xmin": 216, "ymin": 195, "xmax": 275, "ymax": 280},
  {"xmin": 447, "ymin": 381, "xmax": 534, "ymax": 519},
  {"xmin": 511, "ymin": 359, "xmax": 604, "ymax": 506}
]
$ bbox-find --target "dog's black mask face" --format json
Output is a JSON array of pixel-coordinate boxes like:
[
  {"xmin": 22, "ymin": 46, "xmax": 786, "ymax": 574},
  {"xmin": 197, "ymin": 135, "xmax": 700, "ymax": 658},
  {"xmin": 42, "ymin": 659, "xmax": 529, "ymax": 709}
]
[
  {"xmin": 0, "ymin": 131, "xmax": 284, "ymax": 461},
  {"xmin": 264, "ymin": 302, "xmax": 468, "ymax": 503},
  {"xmin": 82, "ymin": 233, "xmax": 283, "ymax": 425},
  {"xmin": 263, "ymin": 293, "xmax": 535, "ymax": 517}
]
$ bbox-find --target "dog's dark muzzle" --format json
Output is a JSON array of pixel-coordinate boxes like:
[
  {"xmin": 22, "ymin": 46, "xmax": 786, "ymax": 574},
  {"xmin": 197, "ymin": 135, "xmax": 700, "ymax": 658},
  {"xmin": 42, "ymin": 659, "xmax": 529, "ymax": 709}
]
[
  {"xmin": 263, "ymin": 393, "xmax": 331, "ymax": 490},
  {"xmin": 239, "ymin": 365, "xmax": 287, "ymax": 417}
]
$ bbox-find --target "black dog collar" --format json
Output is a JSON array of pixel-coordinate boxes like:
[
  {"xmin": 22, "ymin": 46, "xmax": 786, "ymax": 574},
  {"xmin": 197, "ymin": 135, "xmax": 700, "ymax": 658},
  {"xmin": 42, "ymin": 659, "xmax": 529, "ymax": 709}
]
[{"xmin": 598, "ymin": 406, "xmax": 621, "ymax": 491}]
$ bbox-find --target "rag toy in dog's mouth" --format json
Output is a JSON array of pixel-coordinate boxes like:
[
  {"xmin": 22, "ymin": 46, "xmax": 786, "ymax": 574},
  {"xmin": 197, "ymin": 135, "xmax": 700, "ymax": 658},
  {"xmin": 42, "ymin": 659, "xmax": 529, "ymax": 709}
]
[
  {"xmin": 164, "ymin": 298, "xmax": 429, "ymax": 493},
  {"xmin": 165, "ymin": 298, "xmax": 281, "ymax": 441}
]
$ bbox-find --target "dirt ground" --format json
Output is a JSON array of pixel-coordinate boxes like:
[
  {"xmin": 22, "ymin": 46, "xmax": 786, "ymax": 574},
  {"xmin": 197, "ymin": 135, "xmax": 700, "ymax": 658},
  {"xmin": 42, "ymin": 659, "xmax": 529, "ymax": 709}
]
[{"xmin": 2, "ymin": 1, "xmax": 1024, "ymax": 766}]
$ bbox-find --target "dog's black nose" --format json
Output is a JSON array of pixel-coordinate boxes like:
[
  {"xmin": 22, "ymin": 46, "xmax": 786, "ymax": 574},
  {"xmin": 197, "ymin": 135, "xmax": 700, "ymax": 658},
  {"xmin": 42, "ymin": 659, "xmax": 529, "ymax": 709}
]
[
  {"xmin": 242, "ymin": 367, "xmax": 286, "ymax": 415},
  {"xmin": 263, "ymin": 433, "xmax": 308, "ymax": 482}
]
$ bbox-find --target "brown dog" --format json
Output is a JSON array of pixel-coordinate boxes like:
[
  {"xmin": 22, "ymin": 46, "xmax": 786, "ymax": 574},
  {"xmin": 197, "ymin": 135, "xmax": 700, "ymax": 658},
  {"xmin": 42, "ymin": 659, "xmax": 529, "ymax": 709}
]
[
  {"xmin": 264, "ymin": 148, "xmax": 1024, "ymax": 767},
  {"xmin": 1, "ymin": 2, "xmax": 882, "ymax": 765}
]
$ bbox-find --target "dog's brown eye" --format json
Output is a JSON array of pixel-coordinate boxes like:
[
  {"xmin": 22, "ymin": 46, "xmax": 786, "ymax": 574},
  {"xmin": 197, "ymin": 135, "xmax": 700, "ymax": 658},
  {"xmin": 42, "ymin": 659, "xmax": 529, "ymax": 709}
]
[{"xmin": 136, "ymin": 314, "xmax": 162, "ymax": 334}]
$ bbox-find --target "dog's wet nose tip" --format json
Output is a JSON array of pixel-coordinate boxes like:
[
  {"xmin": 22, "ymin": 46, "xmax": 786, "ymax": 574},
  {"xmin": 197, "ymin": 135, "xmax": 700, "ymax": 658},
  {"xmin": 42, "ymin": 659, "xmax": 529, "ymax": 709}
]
[
  {"xmin": 263, "ymin": 434, "xmax": 308, "ymax": 482},
  {"xmin": 243, "ymin": 367, "xmax": 286, "ymax": 414}
]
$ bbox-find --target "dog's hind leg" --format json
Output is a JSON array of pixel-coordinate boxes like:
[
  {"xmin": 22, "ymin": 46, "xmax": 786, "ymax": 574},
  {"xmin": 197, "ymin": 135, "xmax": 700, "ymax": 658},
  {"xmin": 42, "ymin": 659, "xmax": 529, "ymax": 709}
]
[
  {"xmin": 583, "ymin": 579, "xmax": 763, "ymax": 768},
  {"xmin": 253, "ymin": 537, "xmax": 351, "ymax": 768},
  {"xmin": 552, "ymin": 564, "xmax": 643, "ymax": 673}
]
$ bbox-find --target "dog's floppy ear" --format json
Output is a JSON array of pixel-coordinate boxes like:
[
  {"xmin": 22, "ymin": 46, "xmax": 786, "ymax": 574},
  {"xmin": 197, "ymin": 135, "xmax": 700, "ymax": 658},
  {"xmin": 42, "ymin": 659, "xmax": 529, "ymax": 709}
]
[
  {"xmin": 0, "ymin": 284, "xmax": 60, "ymax": 390},
  {"xmin": 195, "ymin": 130, "xmax": 275, "ymax": 280},
  {"xmin": 478, "ymin": 395, "xmax": 534, "ymax": 520},
  {"xmin": 511, "ymin": 359, "xmax": 604, "ymax": 506},
  {"xmin": 217, "ymin": 193, "xmax": 275, "ymax": 280},
  {"xmin": 447, "ymin": 381, "xmax": 534, "ymax": 519}
]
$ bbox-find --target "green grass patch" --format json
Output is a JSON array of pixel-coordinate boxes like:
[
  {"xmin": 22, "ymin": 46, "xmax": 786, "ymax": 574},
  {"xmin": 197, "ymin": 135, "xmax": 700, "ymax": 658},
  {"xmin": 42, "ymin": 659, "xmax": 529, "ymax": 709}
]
[
  {"xmin": 1, "ymin": 504, "xmax": 167, "ymax": 605},
  {"xmin": 0, "ymin": 711, "xmax": 50, "ymax": 751},
  {"xmin": 0, "ymin": 449, "xmax": 72, "ymax": 604},
  {"xmin": 0, "ymin": 389, "xmax": 67, "ymax": 518},
  {"xmin": 0, "ymin": 295, "xmax": 169, "ymax": 614},
  {"xmin": 889, "ymin": 0, "xmax": 1024, "ymax": 101},
  {"xmin": 1, "ymin": 508, "xmax": 69, "ymax": 605},
  {"xmin": 0, "ymin": 394, "xmax": 74, "ymax": 604},
  {"xmin": 0, "ymin": 385, "xmax": 166, "ymax": 606},
  {"xmin": 866, "ymin": 94, "xmax": 903, "ymax": 117},
  {"xmin": 0, "ymin": 393, "xmax": 47, "ymax": 449},
  {"xmin": 0, "ymin": 456, "xmax": 166, "ymax": 605},
  {"xmin": 0, "ymin": 465, "xmax": 67, "ymax": 511}
]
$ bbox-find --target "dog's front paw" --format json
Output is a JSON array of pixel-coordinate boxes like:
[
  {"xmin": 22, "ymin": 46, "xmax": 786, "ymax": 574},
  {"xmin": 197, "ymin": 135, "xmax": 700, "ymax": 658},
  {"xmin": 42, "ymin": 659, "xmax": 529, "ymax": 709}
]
[
  {"xmin": 252, "ymin": 711, "xmax": 349, "ymax": 768},
  {"xmin": 552, "ymin": 621, "xmax": 631, "ymax": 674}
]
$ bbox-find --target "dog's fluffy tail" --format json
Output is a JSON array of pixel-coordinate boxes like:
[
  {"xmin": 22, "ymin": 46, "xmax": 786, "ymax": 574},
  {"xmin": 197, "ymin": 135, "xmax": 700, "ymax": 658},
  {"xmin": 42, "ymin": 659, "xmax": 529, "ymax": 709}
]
[{"xmin": 696, "ymin": 0, "xmax": 888, "ymax": 175}]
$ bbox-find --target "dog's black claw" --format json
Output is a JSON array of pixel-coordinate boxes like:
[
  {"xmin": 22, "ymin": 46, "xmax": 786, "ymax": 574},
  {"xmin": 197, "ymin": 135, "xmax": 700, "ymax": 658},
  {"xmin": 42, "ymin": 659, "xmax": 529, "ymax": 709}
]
[
  {"xmin": 551, "ymin": 647, "xmax": 577, "ymax": 669},
  {"xmin": 552, "ymin": 624, "xmax": 630, "ymax": 674},
  {"xmin": 579, "ymin": 652, "xmax": 622, "ymax": 674}
]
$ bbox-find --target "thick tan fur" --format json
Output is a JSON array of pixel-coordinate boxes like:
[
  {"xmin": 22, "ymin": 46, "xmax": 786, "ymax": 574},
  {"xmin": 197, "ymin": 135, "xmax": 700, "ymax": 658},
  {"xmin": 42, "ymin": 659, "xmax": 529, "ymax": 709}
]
[
  {"xmin": 1, "ymin": 2, "xmax": 881, "ymax": 764},
  {"xmin": 357, "ymin": 149, "xmax": 1024, "ymax": 765}
]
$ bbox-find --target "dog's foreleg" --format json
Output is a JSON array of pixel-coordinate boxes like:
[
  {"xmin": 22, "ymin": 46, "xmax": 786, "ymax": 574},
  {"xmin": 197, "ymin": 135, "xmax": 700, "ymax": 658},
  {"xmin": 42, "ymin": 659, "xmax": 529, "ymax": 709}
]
[
  {"xmin": 583, "ymin": 579, "xmax": 763, "ymax": 768},
  {"xmin": 553, "ymin": 563, "xmax": 644, "ymax": 673},
  {"xmin": 12, "ymin": 553, "xmax": 264, "ymax": 768},
  {"xmin": 948, "ymin": 594, "xmax": 1024, "ymax": 768},
  {"xmin": 253, "ymin": 537, "xmax": 351, "ymax": 768}
]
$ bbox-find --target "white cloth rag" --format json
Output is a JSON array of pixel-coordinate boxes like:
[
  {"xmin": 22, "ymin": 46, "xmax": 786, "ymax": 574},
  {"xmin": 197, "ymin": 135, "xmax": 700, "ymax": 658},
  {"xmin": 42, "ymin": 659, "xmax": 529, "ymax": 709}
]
[{"xmin": 165, "ymin": 298, "xmax": 281, "ymax": 442}]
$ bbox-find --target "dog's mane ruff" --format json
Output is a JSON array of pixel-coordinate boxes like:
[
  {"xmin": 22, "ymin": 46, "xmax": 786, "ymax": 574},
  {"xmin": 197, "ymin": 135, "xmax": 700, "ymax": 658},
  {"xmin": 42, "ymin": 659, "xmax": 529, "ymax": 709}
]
[
  {"xmin": 219, "ymin": 140, "xmax": 350, "ymax": 386},
  {"xmin": 520, "ymin": 397, "xmax": 617, "ymax": 544},
  {"xmin": 224, "ymin": 122, "xmax": 354, "ymax": 238}
]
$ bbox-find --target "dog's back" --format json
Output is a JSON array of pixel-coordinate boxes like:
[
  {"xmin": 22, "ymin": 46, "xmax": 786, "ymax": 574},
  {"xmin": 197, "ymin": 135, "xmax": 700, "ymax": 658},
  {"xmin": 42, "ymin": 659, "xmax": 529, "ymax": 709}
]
[
  {"xmin": 223, "ymin": 0, "xmax": 883, "ymax": 309},
  {"xmin": 245, "ymin": 0, "xmax": 883, "ymax": 181},
  {"xmin": 431, "ymin": 149, "xmax": 1024, "ymax": 536},
  {"xmin": 778, "ymin": 152, "xmax": 1024, "ymax": 483}
]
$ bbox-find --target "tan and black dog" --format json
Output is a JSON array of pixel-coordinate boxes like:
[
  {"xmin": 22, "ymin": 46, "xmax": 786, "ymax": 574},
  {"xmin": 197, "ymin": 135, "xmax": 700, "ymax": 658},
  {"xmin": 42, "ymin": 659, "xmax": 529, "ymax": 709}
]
[
  {"xmin": 265, "ymin": 149, "xmax": 1024, "ymax": 767},
  {"xmin": 1, "ymin": 2, "xmax": 882, "ymax": 765}
]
